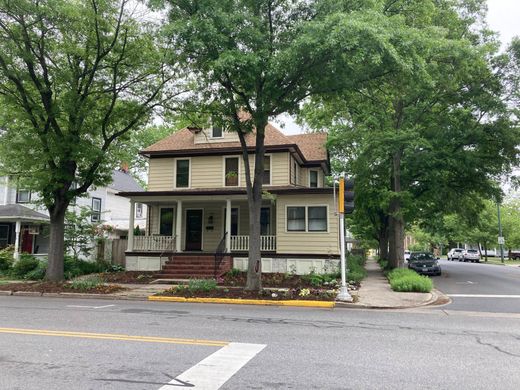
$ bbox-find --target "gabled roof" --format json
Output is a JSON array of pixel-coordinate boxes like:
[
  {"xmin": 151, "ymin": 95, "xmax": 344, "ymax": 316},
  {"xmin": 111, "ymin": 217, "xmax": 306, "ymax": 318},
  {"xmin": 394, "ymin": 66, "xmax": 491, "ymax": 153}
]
[
  {"xmin": 0, "ymin": 204, "xmax": 49, "ymax": 222},
  {"xmin": 108, "ymin": 170, "xmax": 144, "ymax": 192},
  {"xmin": 141, "ymin": 122, "xmax": 328, "ymax": 164}
]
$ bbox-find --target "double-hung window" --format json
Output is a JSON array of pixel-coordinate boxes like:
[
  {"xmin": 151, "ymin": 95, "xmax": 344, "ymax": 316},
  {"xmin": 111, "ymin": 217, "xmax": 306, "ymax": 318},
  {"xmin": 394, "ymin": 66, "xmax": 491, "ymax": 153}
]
[
  {"xmin": 287, "ymin": 206, "xmax": 327, "ymax": 232},
  {"xmin": 91, "ymin": 197, "xmax": 102, "ymax": 222},
  {"xmin": 262, "ymin": 155, "xmax": 271, "ymax": 185},
  {"xmin": 16, "ymin": 189, "xmax": 31, "ymax": 203},
  {"xmin": 287, "ymin": 207, "xmax": 306, "ymax": 231},
  {"xmin": 309, "ymin": 170, "xmax": 318, "ymax": 188},
  {"xmin": 225, "ymin": 157, "xmax": 239, "ymax": 186},
  {"xmin": 176, "ymin": 159, "xmax": 190, "ymax": 188},
  {"xmin": 159, "ymin": 207, "xmax": 174, "ymax": 236}
]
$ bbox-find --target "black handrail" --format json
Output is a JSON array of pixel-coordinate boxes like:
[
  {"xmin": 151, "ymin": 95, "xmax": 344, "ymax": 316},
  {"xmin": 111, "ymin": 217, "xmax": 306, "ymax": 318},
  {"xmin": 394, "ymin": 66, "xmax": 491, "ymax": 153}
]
[{"xmin": 214, "ymin": 233, "xmax": 227, "ymax": 279}]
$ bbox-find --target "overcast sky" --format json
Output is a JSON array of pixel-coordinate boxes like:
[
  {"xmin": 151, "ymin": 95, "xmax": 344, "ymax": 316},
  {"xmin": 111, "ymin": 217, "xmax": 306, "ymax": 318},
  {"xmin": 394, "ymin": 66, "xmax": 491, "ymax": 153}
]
[{"xmin": 276, "ymin": 0, "xmax": 519, "ymax": 135}]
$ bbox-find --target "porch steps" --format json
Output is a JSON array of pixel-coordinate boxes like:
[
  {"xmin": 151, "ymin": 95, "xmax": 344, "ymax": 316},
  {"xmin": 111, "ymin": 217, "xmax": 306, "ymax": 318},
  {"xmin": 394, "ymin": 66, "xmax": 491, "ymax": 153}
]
[{"xmin": 155, "ymin": 255, "xmax": 232, "ymax": 279}]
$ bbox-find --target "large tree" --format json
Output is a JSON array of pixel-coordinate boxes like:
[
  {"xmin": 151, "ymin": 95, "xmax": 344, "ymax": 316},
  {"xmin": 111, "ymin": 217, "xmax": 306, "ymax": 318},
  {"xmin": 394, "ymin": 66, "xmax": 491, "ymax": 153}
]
[
  {"xmin": 302, "ymin": 0, "xmax": 519, "ymax": 268},
  {"xmin": 159, "ymin": 0, "xmax": 417, "ymax": 290},
  {"xmin": 0, "ymin": 0, "xmax": 179, "ymax": 280}
]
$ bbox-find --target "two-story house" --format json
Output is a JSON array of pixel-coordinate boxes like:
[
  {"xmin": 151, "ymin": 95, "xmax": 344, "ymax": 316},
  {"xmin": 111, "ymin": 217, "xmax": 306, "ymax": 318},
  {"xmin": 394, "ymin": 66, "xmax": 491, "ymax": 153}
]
[
  {"xmin": 119, "ymin": 122, "xmax": 340, "ymax": 277},
  {"xmin": 0, "ymin": 170, "xmax": 147, "ymax": 260}
]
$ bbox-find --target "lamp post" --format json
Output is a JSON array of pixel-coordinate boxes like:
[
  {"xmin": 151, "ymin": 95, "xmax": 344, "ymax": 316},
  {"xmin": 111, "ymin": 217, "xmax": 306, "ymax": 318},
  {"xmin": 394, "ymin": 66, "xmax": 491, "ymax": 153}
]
[{"xmin": 337, "ymin": 176, "xmax": 353, "ymax": 302}]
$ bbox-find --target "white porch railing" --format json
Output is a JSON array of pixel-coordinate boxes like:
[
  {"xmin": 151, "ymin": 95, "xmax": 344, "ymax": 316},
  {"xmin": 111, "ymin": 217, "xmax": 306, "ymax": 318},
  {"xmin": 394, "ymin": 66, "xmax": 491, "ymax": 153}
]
[
  {"xmin": 230, "ymin": 235, "xmax": 276, "ymax": 252},
  {"xmin": 133, "ymin": 235, "xmax": 176, "ymax": 252}
]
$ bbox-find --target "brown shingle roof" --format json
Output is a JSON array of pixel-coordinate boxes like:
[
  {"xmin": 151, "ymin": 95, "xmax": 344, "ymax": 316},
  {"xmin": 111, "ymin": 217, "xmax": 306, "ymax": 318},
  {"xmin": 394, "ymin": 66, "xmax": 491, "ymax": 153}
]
[
  {"xmin": 287, "ymin": 133, "xmax": 328, "ymax": 162},
  {"xmin": 141, "ymin": 123, "xmax": 328, "ymax": 162}
]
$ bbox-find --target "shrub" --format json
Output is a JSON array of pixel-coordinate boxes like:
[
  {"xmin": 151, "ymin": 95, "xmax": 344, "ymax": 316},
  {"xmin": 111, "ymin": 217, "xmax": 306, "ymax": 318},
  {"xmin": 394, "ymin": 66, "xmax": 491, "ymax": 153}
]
[
  {"xmin": 11, "ymin": 255, "xmax": 39, "ymax": 278},
  {"xmin": 175, "ymin": 279, "xmax": 217, "ymax": 294},
  {"xmin": 301, "ymin": 271, "xmax": 340, "ymax": 287},
  {"xmin": 347, "ymin": 254, "xmax": 367, "ymax": 283},
  {"xmin": 0, "ymin": 246, "xmax": 14, "ymax": 272},
  {"xmin": 227, "ymin": 268, "xmax": 241, "ymax": 277},
  {"xmin": 64, "ymin": 256, "xmax": 110, "ymax": 279},
  {"xmin": 68, "ymin": 275, "xmax": 104, "ymax": 291},
  {"xmin": 388, "ymin": 268, "xmax": 433, "ymax": 293},
  {"xmin": 24, "ymin": 260, "xmax": 48, "ymax": 280}
]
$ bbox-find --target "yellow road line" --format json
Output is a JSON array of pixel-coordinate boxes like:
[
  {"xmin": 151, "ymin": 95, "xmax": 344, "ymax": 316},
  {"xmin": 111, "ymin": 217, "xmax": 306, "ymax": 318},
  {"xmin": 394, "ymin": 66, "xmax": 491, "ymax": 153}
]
[
  {"xmin": 149, "ymin": 295, "xmax": 336, "ymax": 308},
  {"xmin": 0, "ymin": 327, "xmax": 228, "ymax": 347}
]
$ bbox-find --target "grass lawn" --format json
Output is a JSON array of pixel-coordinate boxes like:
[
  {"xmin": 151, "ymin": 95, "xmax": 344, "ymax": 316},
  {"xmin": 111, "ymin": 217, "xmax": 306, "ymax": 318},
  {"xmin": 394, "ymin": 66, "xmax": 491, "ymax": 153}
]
[{"xmin": 481, "ymin": 258, "xmax": 520, "ymax": 266}]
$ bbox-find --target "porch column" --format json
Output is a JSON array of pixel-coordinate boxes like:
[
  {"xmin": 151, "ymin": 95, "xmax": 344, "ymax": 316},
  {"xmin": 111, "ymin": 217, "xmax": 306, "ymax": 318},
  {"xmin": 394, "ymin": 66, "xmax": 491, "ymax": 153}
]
[
  {"xmin": 225, "ymin": 199, "xmax": 231, "ymax": 252},
  {"xmin": 176, "ymin": 200, "xmax": 182, "ymax": 252},
  {"xmin": 13, "ymin": 220, "xmax": 21, "ymax": 260},
  {"xmin": 127, "ymin": 200, "xmax": 135, "ymax": 252}
]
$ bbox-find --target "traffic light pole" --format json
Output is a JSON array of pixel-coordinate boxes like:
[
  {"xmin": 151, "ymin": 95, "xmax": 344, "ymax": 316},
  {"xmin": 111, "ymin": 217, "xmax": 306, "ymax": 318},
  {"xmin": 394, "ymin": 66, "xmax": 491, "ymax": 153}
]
[{"xmin": 337, "ymin": 177, "xmax": 353, "ymax": 302}]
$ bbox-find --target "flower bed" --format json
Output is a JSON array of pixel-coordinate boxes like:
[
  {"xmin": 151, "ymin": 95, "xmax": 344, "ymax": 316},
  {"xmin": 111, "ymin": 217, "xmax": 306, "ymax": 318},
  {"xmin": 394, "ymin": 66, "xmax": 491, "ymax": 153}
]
[
  {"xmin": 156, "ymin": 286, "xmax": 337, "ymax": 301},
  {"xmin": 0, "ymin": 281, "xmax": 124, "ymax": 294}
]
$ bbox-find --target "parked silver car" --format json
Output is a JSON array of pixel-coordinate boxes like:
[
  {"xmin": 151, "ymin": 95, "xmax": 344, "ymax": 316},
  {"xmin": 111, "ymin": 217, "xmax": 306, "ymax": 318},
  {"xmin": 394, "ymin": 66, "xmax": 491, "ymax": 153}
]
[
  {"xmin": 462, "ymin": 249, "xmax": 480, "ymax": 262},
  {"xmin": 447, "ymin": 248, "xmax": 464, "ymax": 261}
]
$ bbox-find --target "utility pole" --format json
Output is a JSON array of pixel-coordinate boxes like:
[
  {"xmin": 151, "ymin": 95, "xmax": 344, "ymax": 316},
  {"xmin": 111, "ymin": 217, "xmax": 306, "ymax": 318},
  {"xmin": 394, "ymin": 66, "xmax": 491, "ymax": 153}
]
[
  {"xmin": 497, "ymin": 201, "xmax": 505, "ymax": 264},
  {"xmin": 337, "ymin": 176, "xmax": 353, "ymax": 302}
]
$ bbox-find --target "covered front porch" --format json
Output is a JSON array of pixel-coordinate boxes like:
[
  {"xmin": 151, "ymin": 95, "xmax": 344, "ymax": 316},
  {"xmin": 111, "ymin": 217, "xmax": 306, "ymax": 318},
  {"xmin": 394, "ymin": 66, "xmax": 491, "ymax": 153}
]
[
  {"xmin": 0, "ymin": 204, "xmax": 50, "ymax": 260},
  {"xmin": 125, "ymin": 196, "xmax": 276, "ymax": 255}
]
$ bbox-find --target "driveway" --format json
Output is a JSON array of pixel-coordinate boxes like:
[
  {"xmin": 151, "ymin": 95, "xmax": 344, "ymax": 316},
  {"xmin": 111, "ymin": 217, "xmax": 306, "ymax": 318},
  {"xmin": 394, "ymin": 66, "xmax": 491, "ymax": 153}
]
[{"xmin": 433, "ymin": 259, "xmax": 520, "ymax": 313}]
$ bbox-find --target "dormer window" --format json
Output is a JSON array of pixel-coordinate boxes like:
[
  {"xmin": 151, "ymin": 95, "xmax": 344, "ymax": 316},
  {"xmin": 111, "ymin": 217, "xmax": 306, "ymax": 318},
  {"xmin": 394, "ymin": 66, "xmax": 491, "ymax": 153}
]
[
  {"xmin": 211, "ymin": 117, "xmax": 223, "ymax": 138},
  {"xmin": 16, "ymin": 189, "xmax": 31, "ymax": 203},
  {"xmin": 211, "ymin": 125, "xmax": 223, "ymax": 138}
]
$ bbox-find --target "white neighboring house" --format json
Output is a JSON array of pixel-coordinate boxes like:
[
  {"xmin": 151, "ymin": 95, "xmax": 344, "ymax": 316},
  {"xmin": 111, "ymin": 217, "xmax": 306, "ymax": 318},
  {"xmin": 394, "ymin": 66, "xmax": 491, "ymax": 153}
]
[{"xmin": 0, "ymin": 170, "xmax": 146, "ymax": 260}]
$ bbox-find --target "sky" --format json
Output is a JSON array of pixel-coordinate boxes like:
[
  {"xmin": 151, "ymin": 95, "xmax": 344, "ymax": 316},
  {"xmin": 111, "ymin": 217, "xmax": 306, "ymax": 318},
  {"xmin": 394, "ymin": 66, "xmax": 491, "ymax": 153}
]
[{"xmin": 276, "ymin": 0, "xmax": 520, "ymax": 135}]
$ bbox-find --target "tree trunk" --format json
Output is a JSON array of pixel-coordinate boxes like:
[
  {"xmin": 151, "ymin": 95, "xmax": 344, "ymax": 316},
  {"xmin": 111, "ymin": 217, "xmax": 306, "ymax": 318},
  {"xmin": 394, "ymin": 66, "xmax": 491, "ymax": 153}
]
[
  {"xmin": 241, "ymin": 117, "xmax": 267, "ymax": 291},
  {"xmin": 246, "ymin": 194, "xmax": 262, "ymax": 290},
  {"xmin": 45, "ymin": 202, "xmax": 67, "ymax": 281},
  {"xmin": 388, "ymin": 149, "xmax": 404, "ymax": 268},
  {"xmin": 483, "ymin": 242, "xmax": 488, "ymax": 262}
]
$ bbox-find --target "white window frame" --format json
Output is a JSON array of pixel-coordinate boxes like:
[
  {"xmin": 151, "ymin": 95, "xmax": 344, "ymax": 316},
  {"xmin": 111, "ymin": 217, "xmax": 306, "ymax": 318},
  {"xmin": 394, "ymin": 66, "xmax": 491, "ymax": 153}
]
[
  {"xmin": 174, "ymin": 157, "xmax": 191, "ymax": 189},
  {"xmin": 285, "ymin": 204, "xmax": 329, "ymax": 233},
  {"xmin": 263, "ymin": 154, "xmax": 272, "ymax": 185},
  {"xmin": 16, "ymin": 189, "xmax": 31, "ymax": 203},
  {"xmin": 211, "ymin": 125, "xmax": 224, "ymax": 139},
  {"xmin": 309, "ymin": 170, "xmax": 319, "ymax": 188},
  {"xmin": 135, "ymin": 202, "xmax": 143, "ymax": 218},
  {"xmin": 91, "ymin": 197, "xmax": 102, "ymax": 222},
  {"xmin": 158, "ymin": 206, "xmax": 175, "ymax": 236},
  {"xmin": 223, "ymin": 156, "xmax": 240, "ymax": 187},
  {"xmin": 222, "ymin": 206, "xmax": 240, "ymax": 236}
]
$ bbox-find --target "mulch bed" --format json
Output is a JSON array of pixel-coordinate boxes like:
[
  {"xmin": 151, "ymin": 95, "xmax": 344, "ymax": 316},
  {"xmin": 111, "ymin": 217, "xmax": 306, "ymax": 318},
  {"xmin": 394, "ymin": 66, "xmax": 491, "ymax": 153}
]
[
  {"xmin": 221, "ymin": 271, "xmax": 360, "ymax": 290},
  {"xmin": 101, "ymin": 271, "xmax": 157, "ymax": 284},
  {"xmin": 0, "ymin": 282, "xmax": 124, "ymax": 294},
  {"xmin": 156, "ymin": 286, "xmax": 337, "ymax": 301}
]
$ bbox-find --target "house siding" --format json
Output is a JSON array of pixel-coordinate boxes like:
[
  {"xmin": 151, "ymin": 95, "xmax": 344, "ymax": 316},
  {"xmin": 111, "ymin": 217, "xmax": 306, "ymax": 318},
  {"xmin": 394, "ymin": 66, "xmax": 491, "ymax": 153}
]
[
  {"xmin": 148, "ymin": 152, "xmax": 292, "ymax": 190},
  {"xmin": 148, "ymin": 158, "xmax": 175, "ymax": 190},
  {"xmin": 275, "ymin": 193, "xmax": 339, "ymax": 255}
]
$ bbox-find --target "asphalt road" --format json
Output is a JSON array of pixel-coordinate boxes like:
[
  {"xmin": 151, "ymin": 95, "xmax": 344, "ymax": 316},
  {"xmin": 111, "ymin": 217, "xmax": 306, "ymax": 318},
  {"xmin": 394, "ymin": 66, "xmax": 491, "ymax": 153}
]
[
  {"xmin": 1, "ymin": 296, "xmax": 520, "ymax": 390},
  {"xmin": 432, "ymin": 259, "xmax": 520, "ymax": 313}
]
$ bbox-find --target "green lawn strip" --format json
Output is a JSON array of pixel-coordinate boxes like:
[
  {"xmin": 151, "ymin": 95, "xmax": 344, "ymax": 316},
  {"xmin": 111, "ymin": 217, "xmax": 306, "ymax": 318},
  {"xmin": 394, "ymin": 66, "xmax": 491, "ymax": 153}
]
[
  {"xmin": 387, "ymin": 268, "xmax": 433, "ymax": 293},
  {"xmin": 481, "ymin": 258, "xmax": 520, "ymax": 266}
]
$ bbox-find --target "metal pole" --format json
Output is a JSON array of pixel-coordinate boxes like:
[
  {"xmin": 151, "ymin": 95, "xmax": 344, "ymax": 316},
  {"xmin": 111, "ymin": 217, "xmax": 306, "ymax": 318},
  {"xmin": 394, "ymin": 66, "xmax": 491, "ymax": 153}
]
[
  {"xmin": 337, "ymin": 177, "xmax": 352, "ymax": 302},
  {"xmin": 497, "ymin": 201, "xmax": 504, "ymax": 264}
]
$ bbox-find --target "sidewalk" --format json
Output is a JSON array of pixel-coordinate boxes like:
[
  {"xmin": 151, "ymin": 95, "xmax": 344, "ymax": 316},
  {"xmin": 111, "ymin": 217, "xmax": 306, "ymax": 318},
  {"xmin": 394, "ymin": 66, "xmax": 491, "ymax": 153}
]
[{"xmin": 339, "ymin": 258, "xmax": 444, "ymax": 309}]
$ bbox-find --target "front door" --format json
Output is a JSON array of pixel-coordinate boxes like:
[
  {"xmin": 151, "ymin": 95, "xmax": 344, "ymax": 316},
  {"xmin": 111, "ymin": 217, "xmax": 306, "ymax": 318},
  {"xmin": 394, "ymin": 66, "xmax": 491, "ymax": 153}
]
[
  {"xmin": 185, "ymin": 210, "xmax": 203, "ymax": 251},
  {"xmin": 21, "ymin": 229, "xmax": 33, "ymax": 253}
]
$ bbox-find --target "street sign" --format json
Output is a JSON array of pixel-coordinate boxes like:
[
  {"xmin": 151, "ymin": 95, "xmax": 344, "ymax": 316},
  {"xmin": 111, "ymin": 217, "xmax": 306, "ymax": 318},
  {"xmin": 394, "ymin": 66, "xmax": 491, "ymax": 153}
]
[{"xmin": 498, "ymin": 236, "xmax": 505, "ymax": 245}]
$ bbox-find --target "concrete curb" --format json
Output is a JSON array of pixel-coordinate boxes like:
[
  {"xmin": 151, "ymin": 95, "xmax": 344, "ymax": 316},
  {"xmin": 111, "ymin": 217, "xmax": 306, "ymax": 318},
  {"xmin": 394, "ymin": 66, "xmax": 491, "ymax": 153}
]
[
  {"xmin": 149, "ymin": 295, "xmax": 335, "ymax": 308},
  {"xmin": 335, "ymin": 289, "xmax": 451, "ymax": 310}
]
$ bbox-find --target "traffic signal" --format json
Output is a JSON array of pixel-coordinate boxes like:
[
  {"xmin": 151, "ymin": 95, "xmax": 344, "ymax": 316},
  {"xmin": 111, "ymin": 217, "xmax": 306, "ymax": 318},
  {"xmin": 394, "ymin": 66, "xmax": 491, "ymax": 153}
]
[
  {"xmin": 339, "ymin": 177, "xmax": 355, "ymax": 214},
  {"xmin": 344, "ymin": 177, "xmax": 355, "ymax": 214}
]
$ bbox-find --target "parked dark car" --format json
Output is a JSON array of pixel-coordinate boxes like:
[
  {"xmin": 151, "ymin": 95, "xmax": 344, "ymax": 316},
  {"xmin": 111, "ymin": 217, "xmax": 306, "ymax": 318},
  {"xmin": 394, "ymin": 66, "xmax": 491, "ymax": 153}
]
[{"xmin": 408, "ymin": 252, "xmax": 442, "ymax": 276}]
